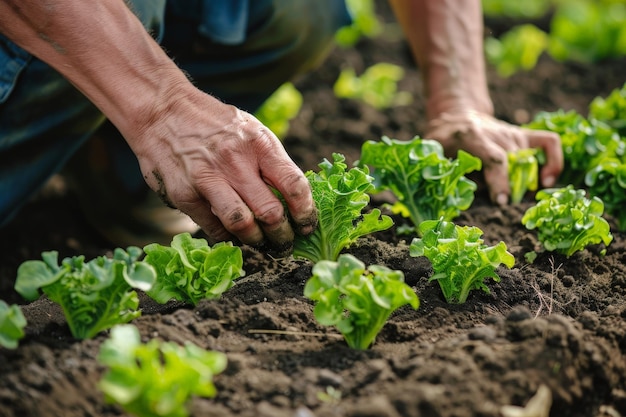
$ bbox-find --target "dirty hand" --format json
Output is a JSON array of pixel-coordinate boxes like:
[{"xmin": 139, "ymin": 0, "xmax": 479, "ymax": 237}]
[
  {"xmin": 425, "ymin": 110, "xmax": 563, "ymax": 205},
  {"xmin": 130, "ymin": 88, "xmax": 317, "ymax": 255}
]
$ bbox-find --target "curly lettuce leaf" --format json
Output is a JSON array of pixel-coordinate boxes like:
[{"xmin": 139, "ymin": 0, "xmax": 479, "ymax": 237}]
[
  {"xmin": 485, "ymin": 24, "xmax": 549, "ymax": 78},
  {"xmin": 254, "ymin": 82, "xmax": 303, "ymax": 138},
  {"xmin": 98, "ymin": 324, "xmax": 227, "ymax": 417},
  {"xmin": 334, "ymin": 0, "xmax": 382, "ymax": 48},
  {"xmin": 525, "ymin": 109, "xmax": 625, "ymax": 186},
  {"xmin": 359, "ymin": 136, "xmax": 481, "ymax": 232},
  {"xmin": 521, "ymin": 185, "xmax": 613, "ymax": 257},
  {"xmin": 589, "ymin": 82, "xmax": 626, "ymax": 136},
  {"xmin": 0, "ymin": 300, "xmax": 27, "ymax": 349},
  {"xmin": 410, "ymin": 218, "xmax": 515, "ymax": 304},
  {"xmin": 585, "ymin": 157, "xmax": 626, "ymax": 231},
  {"xmin": 508, "ymin": 148, "xmax": 542, "ymax": 203},
  {"xmin": 143, "ymin": 233, "xmax": 244, "ymax": 306},
  {"xmin": 293, "ymin": 153, "xmax": 393, "ymax": 263},
  {"xmin": 548, "ymin": 1, "xmax": 626, "ymax": 64},
  {"xmin": 333, "ymin": 63, "xmax": 412, "ymax": 109},
  {"xmin": 304, "ymin": 254, "xmax": 419, "ymax": 350},
  {"xmin": 14, "ymin": 247, "xmax": 156, "ymax": 339}
]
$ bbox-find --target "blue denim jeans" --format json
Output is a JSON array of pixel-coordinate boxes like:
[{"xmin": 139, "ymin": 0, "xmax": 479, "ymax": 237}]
[{"xmin": 0, "ymin": 0, "xmax": 351, "ymax": 227}]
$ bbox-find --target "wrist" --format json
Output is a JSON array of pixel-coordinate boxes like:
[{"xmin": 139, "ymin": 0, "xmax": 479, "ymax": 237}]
[
  {"xmin": 426, "ymin": 93, "xmax": 494, "ymax": 122},
  {"xmin": 120, "ymin": 72, "xmax": 194, "ymax": 140}
]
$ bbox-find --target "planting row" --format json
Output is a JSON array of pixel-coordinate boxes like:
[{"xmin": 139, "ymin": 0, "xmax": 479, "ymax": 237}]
[{"xmin": 2, "ymin": 82, "xmax": 625, "ymax": 417}]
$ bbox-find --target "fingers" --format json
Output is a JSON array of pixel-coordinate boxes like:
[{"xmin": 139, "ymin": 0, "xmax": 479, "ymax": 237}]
[
  {"xmin": 191, "ymin": 151, "xmax": 314, "ymax": 256},
  {"xmin": 481, "ymin": 146, "xmax": 511, "ymax": 206},
  {"xmin": 197, "ymin": 181, "xmax": 266, "ymax": 246},
  {"xmin": 229, "ymin": 176, "xmax": 296, "ymax": 255},
  {"xmin": 259, "ymin": 156, "xmax": 317, "ymax": 236},
  {"xmin": 178, "ymin": 199, "xmax": 233, "ymax": 244},
  {"xmin": 524, "ymin": 128, "xmax": 563, "ymax": 188},
  {"xmin": 425, "ymin": 110, "xmax": 564, "ymax": 206}
]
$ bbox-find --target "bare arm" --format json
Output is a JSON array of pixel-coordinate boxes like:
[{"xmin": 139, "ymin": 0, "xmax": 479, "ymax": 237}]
[
  {"xmin": 0, "ymin": 0, "xmax": 317, "ymax": 252},
  {"xmin": 0, "ymin": 1, "xmax": 185, "ymax": 138},
  {"xmin": 388, "ymin": 0, "xmax": 562, "ymax": 204}
]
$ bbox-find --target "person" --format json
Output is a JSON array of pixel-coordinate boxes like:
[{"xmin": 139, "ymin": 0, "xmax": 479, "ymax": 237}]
[{"xmin": 0, "ymin": 0, "xmax": 562, "ymax": 254}]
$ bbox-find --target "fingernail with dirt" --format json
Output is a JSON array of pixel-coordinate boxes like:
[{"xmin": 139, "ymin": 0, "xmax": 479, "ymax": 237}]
[{"xmin": 296, "ymin": 209, "xmax": 318, "ymax": 236}]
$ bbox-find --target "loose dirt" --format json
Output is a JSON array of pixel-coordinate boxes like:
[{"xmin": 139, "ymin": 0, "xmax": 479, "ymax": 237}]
[{"xmin": 1, "ymin": 3, "xmax": 626, "ymax": 417}]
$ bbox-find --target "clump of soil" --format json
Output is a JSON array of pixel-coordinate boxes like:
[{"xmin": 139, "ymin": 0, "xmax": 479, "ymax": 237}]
[{"xmin": 1, "ymin": 3, "xmax": 626, "ymax": 417}]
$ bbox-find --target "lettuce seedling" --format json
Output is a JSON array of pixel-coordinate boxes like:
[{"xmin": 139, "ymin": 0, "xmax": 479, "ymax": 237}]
[
  {"xmin": 254, "ymin": 82, "xmax": 303, "ymax": 139},
  {"xmin": 525, "ymin": 109, "xmax": 624, "ymax": 186},
  {"xmin": 485, "ymin": 24, "xmax": 549, "ymax": 78},
  {"xmin": 333, "ymin": 63, "xmax": 412, "ymax": 109},
  {"xmin": 293, "ymin": 153, "xmax": 393, "ymax": 263},
  {"xmin": 548, "ymin": 1, "xmax": 626, "ymax": 64},
  {"xmin": 0, "ymin": 300, "xmax": 27, "ymax": 349},
  {"xmin": 585, "ymin": 158, "xmax": 626, "ymax": 231},
  {"xmin": 359, "ymin": 136, "xmax": 481, "ymax": 233},
  {"xmin": 14, "ymin": 247, "xmax": 155, "ymax": 339},
  {"xmin": 410, "ymin": 218, "xmax": 515, "ymax": 304},
  {"xmin": 98, "ymin": 324, "xmax": 227, "ymax": 417},
  {"xmin": 521, "ymin": 185, "xmax": 613, "ymax": 257},
  {"xmin": 143, "ymin": 232, "xmax": 244, "ymax": 306},
  {"xmin": 508, "ymin": 148, "xmax": 543, "ymax": 203},
  {"xmin": 304, "ymin": 254, "xmax": 419, "ymax": 350},
  {"xmin": 589, "ymin": 82, "xmax": 626, "ymax": 136},
  {"xmin": 482, "ymin": 0, "xmax": 549, "ymax": 19},
  {"xmin": 334, "ymin": 0, "xmax": 382, "ymax": 48}
]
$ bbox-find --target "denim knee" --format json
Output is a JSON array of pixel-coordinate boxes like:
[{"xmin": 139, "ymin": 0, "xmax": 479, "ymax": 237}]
[
  {"xmin": 0, "ymin": 2, "xmax": 169, "ymax": 227},
  {"xmin": 163, "ymin": 0, "xmax": 352, "ymax": 111}
]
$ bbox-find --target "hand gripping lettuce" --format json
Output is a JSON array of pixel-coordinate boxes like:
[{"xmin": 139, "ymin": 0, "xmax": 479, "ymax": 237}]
[{"xmin": 293, "ymin": 153, "xmax": 393, "ymax": 263}]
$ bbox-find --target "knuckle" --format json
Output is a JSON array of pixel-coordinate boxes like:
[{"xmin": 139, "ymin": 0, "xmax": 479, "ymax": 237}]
[
  {"xmin": 282, "ymin": 173, "xmax": 310, "ymax": 198},
  {"xmin": 223, "ymin": 207, "xmax": 255, "ymax": 232},
  {"xmin": 204, "ymin": 228, "xmax": 232, "ymax": 245},
  {"xmin": 255, "ymin": 204, "xmax": 286, "ymax": 227}
]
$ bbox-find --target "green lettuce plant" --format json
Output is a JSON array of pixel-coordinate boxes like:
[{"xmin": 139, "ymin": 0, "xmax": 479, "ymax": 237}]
[
  {"xmin": 547, "ymin": 0, "xmax": 626, "ymax": 64},
  {"xmin": 410, "ymin": 218, "xmax": 515, "ymax": 304},
  {"xmin": 589, "ymin": 82, "xmax": 626, "ymax": 136},
  {"xmin": 483, "ymin": 0, "xmax": 626, "ymax": 77},
  {"xmin": 0, "ymin": 300, "xmax": 27, "ymax": 349},
  {"xmin": 508, "ymin": 148, "xmax": 543, "ymax": 203},
  {"xmin": 521, "ymin": 185, "xmax": 613, "ymax": 257},
  {"xmin": 333, "ymin": 63, "xmax": 412, "ymax": 109},
  {"xmin": 485, "ymin": 24, "xmax": 549, "ymax": 77},
  {"xmin": 143, "ymin": 233, "xmax": 244, "ymax": 306},
  {"xmin": 334, "ymin": 0, "xmax": 382, "ymax": 47},
  {"xmin": 293, "ymin": 153, "xmax": 393, "ymax": 263},
  {"xmin": 14, "ymin": 247, "xmax": 155, "ymax": 339},
  {"xmin": 359, "ymin": 136, "xmax": 481, "ymax": 233},
  {"xmin": 482, "ymin": 0, "xmax": 550, "ymax": 19},
  {"xmin": 585, "ymin": 158, "xmax": 626, "ymax": 231},
  {"xmin": 525, "ymin": 109, "xmax": 624, "ymax": 186},
  {"xmin": 304, "ymin": 253, "xmax": 419, "ymax": 350},
  {"xmin": 254, "ymin": 82, "xmax": 303, "ymax": 139},
  {"xmin": 98, "ymin": 324, "xmax": 227, "ymax": 417}
]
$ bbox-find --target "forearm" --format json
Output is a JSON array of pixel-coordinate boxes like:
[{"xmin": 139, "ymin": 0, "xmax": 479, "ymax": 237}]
[
  {"xmin": 0, "ymin": 0, "xmax": 197, "ymax": 142},
  {"xmin": 388, "ymin": 0, "xmax": 493, "ymax": 120}
]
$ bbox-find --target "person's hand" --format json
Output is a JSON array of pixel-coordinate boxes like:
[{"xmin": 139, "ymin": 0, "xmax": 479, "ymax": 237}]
[
  {"xmin": 425, "ymin": 110, "xmax": 563, "ymax": 205},
  {"xmin": 0, "ymin": 0, "xmax": 315, "ymax": 256},
  {"xmin": 129, "ymin": 87, "xmax": 317, "ymax": 255}
]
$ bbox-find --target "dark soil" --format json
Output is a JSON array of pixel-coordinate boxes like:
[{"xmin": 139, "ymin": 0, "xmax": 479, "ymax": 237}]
[{"xmin": 2, "ymin": 3, "xmax": 626, "ymax": 417}]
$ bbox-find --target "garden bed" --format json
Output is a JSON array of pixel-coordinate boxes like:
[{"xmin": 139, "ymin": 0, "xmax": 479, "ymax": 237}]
[{"xmin": 1, "ymin": 3, "xmax": 626, "ymax": 417}]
